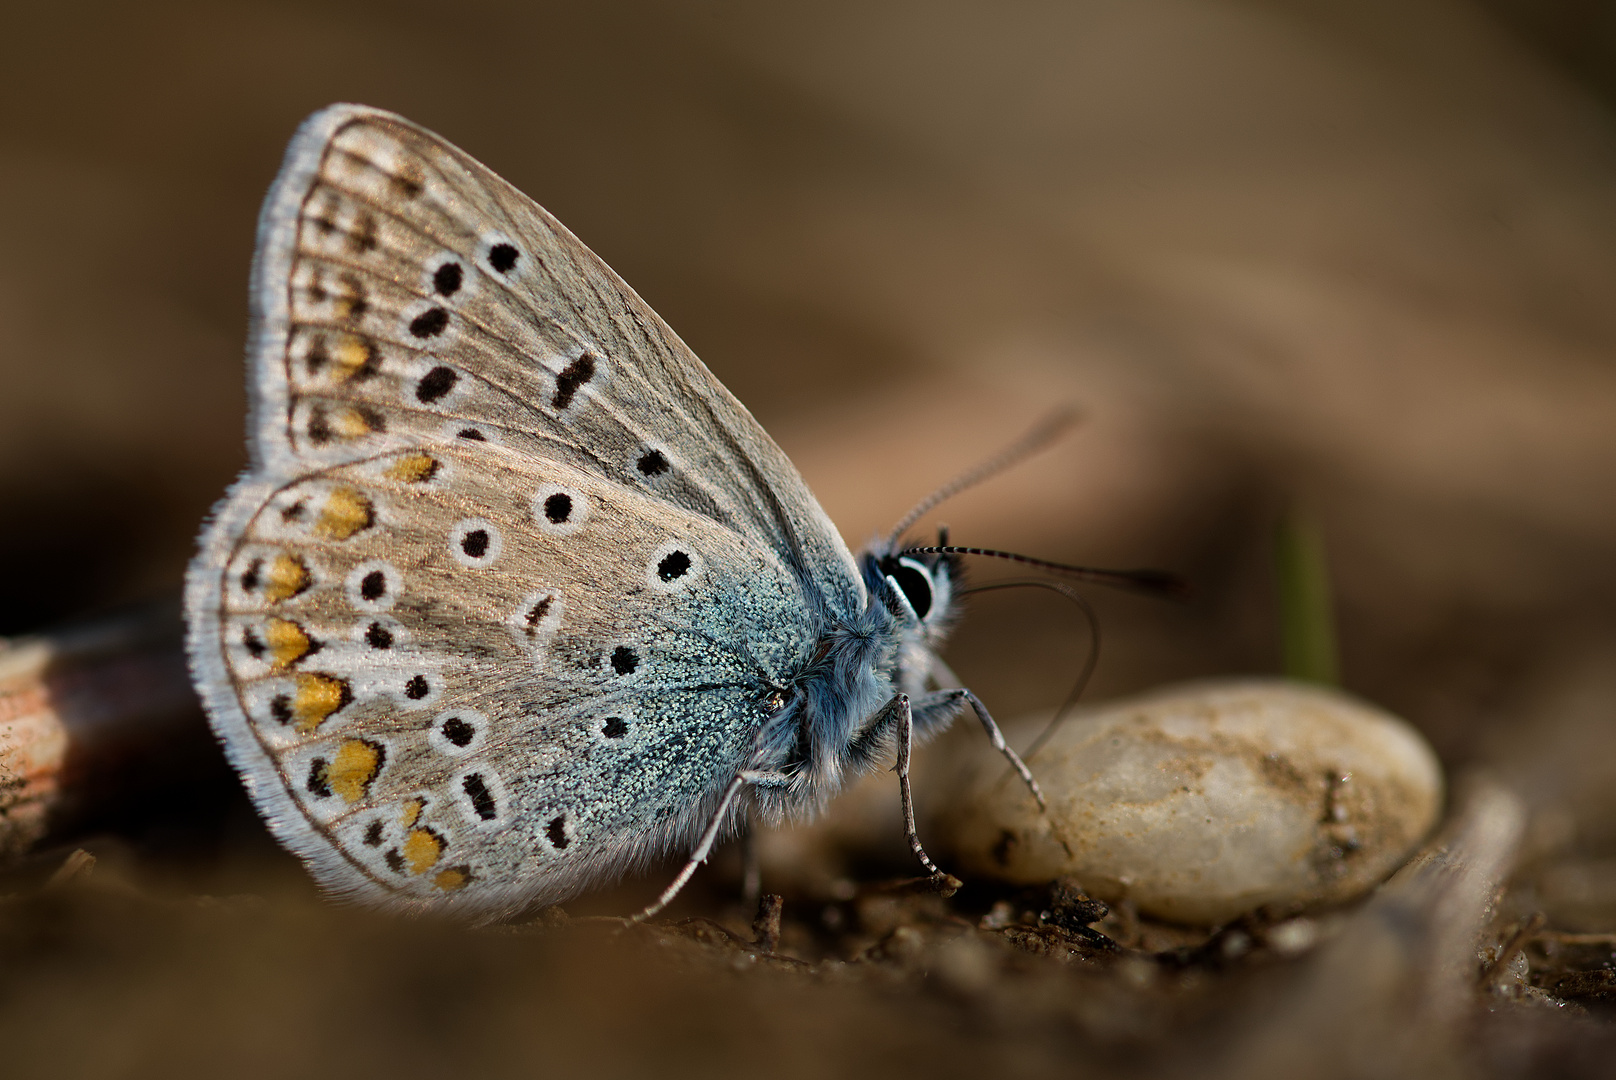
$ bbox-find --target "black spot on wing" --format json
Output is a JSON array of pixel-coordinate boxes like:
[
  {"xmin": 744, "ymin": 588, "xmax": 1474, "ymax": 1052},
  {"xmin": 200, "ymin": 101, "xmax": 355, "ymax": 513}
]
[
  {"xmin": 462, "ymin": 774, "xmax": 497, "ymax": 821},
  {"xmin": 657, "ymin": 551, "xmax": 691, "ymax": 582},
  {"xmin": 546, "ymin": 815, "xmax": 570, "ymax": 849},
  {"xmin": 416, "ymin": 366, "xmax": 457, "ymax": 403},
  {"xmin": 440, "ymin": 715, "xmax": 476, "ymax": 747},
  {"xmin": 551, "ymin": 354, "xmax": 595, "ymax": 410},
  {"xmin": 306, "ymin": 759, "xmax": 332, "ymax": 799},
  {"xmin": 305, "ymin": 336, "xmax": 329, "ymax": 376},
  {"xmin": 360, "ymin": 570, "xmax": 387, "ymax": 601},
  {"xmin": 433, "ymin": 261, "xmax": 463, "ymax": 296},
  {"xmin": 543, "ymin": 493, "xmax": 572, "ymax": 524},
  {"xmin": 488, "ymin": 243, "xmax": 519, "ymax": 273},
  {"xmin": 307, "ymin": 405, "xmax": 332, "ymax": 445},
  {"xmin": 460, "ymin": 528, "xmax": 490, "ymax": 559},
  {"xmin": 348, "ymin": 214, "xmax": 378, "ymax": 255},
  {"xmin": 390, "ymin": 166, "xmax": 423, "ymax": 200},
  {"xmin": 409, "ymin": 307, "xmax": 449, "ymax": 338}
]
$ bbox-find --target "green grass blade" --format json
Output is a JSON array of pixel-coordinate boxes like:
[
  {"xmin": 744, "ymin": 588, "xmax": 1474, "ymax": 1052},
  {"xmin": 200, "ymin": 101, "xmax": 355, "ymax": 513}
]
[{"xmin": 1275, "ymin": 503, "xmax": 1340, "ymax": 685}]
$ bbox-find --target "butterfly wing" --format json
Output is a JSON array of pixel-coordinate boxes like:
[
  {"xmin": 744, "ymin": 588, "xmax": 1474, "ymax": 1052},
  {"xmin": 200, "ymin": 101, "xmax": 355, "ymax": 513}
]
[
  {"xmin": 245, "ymin": 105, "xmax": 862, "ymax": 615},
  {"xmin": 186, "ymin": 105, "xmax": 860, "ymax": 914}
]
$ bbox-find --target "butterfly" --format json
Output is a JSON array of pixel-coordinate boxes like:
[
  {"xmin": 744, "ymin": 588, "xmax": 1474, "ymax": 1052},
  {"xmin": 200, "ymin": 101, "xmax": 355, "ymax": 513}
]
[{"xmin": 185, "ymin": 104, "xmax": 1167, "ymax": 919}]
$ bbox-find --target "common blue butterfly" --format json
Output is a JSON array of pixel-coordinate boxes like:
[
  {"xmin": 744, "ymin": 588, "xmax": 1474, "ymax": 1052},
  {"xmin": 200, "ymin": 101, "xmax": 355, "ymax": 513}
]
[{"xmin": 185, "ymin": 105, "xmax": 1166, "ymax": 918}]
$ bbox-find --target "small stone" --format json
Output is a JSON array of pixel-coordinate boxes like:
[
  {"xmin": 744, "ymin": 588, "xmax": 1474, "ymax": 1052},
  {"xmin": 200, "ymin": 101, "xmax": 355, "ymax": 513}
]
[
  {"xmin": 1265, "ymin": 917, "xmax": 1322, "ymax": 956},
  {"xmin": 978, "ymin": 900, "xmax": 1015, "ymax": 930},
  {"xmin": 939, "ymin": 679, "xmax": 1444, "ymax": 925}
]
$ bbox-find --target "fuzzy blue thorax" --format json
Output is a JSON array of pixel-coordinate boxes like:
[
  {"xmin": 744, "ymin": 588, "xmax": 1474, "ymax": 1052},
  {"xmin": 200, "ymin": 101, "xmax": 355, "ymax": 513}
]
[{"xmin": 750, "ymin": 539, "xmax": 963, "ymax": 822}]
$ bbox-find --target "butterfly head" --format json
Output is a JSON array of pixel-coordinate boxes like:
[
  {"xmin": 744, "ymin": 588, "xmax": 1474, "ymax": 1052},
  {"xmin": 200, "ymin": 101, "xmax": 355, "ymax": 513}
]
[{"xmin": 866, "ymin": 527, "xmax": 962, "ymax": 644}]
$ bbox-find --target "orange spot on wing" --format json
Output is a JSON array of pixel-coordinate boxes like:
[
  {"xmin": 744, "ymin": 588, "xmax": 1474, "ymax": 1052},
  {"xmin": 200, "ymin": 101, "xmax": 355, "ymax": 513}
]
[
  {"xmin": 403, "ymin": 827, "xmax": 443, "ymax": 874},
  {"xmin": 386, "ymin": 453, "xmax": 439, "ymax": 484},
  {"xmin": 399, "ymin": 799, "xmax": 423, "ymax": 828},
  {"xmin": 327, "ymin": 738, "xmax": 383, "ymax": 803},
  {"xmin": 331, "ymin": 407, "xmax": 378, "ymax": 440},
  {"xmin": 316, "ymin": 487, "xmax": 373, "ymax": 539},
  {"xmin": 331, "ymin": 335, "xmax": 377, "ymax": 379},
  {"xmin": 433, "ymin": 866, "xmax": 471, "ymax": 892},
  {"xmin": 291, "ymin": 673, "xmax": 351, "ymax": 733},
  {"xmin": 263, "ymin": 554, "xmax": 310, "ymax": 602},
  {"xmin": 263, "ymin": 618, "xmax": 313, "ymax": 670}
]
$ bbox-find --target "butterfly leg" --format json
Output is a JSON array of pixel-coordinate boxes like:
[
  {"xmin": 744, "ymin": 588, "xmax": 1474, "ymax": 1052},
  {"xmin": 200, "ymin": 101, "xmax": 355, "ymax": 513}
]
[
  {"xmin": 634, "ymin": 769, "xmax": 791, "ymax": 922},
  {"xmin": 851, "ymin": 693, "xmax": 946, "ymax": 876},
  {"xmin": 913, "ymin": 688, "xmax": 1047, "ymax": 809},
  {"xmin": 888, "ymin": 694, "xmax": 944, "ymax": 876}
]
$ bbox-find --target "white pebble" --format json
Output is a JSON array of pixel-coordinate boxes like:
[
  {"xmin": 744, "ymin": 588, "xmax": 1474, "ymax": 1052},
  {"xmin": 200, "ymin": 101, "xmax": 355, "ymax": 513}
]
[
  {"xmin": 939, "ymin": 679, "xmax": 1443, "ymax": 925},
  {"xmin": 1265, "ymin": 917, "xmax": 1323, "ymax": 955}
]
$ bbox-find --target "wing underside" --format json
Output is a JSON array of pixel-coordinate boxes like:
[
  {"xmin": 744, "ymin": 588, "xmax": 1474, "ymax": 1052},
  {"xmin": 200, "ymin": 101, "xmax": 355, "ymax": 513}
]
[{"xmin": 186, "ymin": 104, "xmax": 859, "ymax": 913}]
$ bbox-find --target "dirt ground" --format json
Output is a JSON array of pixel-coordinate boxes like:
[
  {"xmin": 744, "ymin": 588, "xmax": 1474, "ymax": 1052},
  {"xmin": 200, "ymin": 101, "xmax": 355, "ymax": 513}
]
[{"xmin": 3, "ymin": 2, "xmax": 1616, "ymax": 1076}]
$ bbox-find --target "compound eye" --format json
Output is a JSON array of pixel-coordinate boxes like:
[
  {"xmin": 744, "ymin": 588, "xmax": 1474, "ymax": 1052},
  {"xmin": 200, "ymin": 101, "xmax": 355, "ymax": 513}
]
[{"xmin": 890, "ymin": 557, "xmax": 935, "ymax": 620}]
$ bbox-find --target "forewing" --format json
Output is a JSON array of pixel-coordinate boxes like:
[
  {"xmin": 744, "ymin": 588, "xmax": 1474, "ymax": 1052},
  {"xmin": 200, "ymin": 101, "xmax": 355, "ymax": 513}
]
[{"xmin": 246, "ymin": 103, "xmax": 862, "ymax": 618}]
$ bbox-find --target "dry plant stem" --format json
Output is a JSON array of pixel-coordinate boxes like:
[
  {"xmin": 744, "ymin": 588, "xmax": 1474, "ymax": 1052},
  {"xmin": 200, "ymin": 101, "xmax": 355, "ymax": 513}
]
[
  {"xmin": 752, "ymin": 893, "xmax": 783, "ymax": 953},
  {"xmin": 0, "ymin": 602, "xmax": 207, "ymax": 860},
  {"xmin": 1530, "ymin": 930, "xmax": 1616, "ymax": 946},
  {"xmin": 1222, "ymin": 777, "xmax": 1525, "ymax": 1080}
]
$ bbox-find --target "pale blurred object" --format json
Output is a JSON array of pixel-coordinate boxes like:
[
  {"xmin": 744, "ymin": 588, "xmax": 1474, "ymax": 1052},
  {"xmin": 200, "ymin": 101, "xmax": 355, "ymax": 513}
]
[
  {"xmin": 939, "ymin": 678, "xmax": 1444, "ymax": 924},
  {"xmin": 0, "ymin": 638, "xmax": 68, "ymax": 857},
  {"xmin": 0, "ymin": 605, "xmax": 214, "ymax": 858}
]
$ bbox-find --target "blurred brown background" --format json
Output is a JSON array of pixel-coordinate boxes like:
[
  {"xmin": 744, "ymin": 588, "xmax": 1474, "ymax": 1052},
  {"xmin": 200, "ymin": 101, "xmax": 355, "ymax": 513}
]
[
  {"xmin": 6, "ymin": 0, "xmax": 1616, "ymax": 761},
  {"xmin": 3, "ymin": 0, "xmax": 1616, "ymax": 1074}
]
